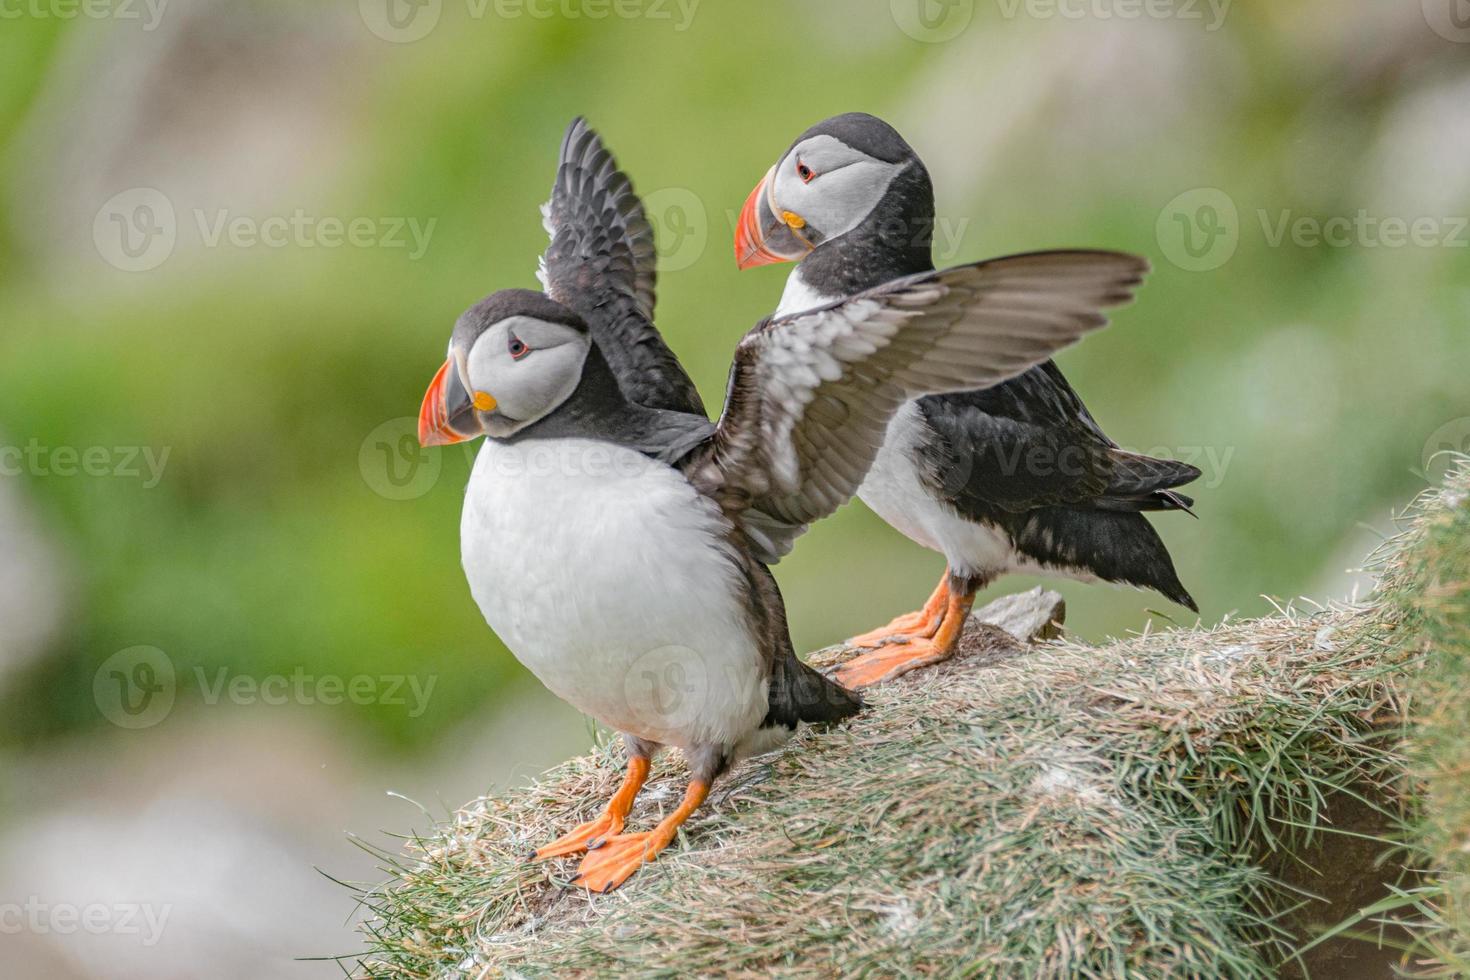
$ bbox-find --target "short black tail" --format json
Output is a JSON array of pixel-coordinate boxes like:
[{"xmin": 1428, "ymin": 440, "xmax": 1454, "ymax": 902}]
[
  {"xmin": 1005, "ymin": 506, "xmax": 1199, "ymax": 612},
  {"xmin": 765, "ymin": 653, "xmax": 863, "ymax": 729},
  {"xmin": 1093, "ymin": 450, "xmax": 1201, "ymax": 517}
]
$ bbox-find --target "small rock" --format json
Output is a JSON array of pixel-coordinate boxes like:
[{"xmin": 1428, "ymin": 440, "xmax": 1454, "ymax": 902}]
[{"xmin": 971, "ymin": 587, "xmax": 1066, "ymax": 642}]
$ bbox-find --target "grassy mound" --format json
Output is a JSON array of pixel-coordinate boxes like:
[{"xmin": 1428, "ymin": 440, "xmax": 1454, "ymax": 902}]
[
  {"xmin": 348, "ymin": 465, "xmax": 1470, "ymax": 978},
  {"xmin": 1376, "ymin": 464, "xmax": 1470, "ymax": 974}
]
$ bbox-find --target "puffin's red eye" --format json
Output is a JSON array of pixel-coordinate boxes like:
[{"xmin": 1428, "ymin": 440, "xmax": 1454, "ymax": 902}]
[
  {"xmin": 797, "ymin": 161, "xmax": 815, "ymax": 183},
  {"xmin": 508, "ymin": 335, "xmax": 530, "ymax": 360}
]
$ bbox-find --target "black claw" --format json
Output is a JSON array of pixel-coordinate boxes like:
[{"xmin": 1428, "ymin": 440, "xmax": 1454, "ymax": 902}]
[
  {"xmin": 586, "ymin": 837, "xmax": 604, "ymax": 850},
  {"xmin": 525, "ymin": 849, "xmax": 540, "ymax": 863}
]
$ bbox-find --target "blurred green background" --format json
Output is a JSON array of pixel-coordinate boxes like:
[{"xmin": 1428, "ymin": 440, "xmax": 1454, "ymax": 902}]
[{"xmin": 0, "ymin": 1, "xmax": 1466, "ymax": 975}]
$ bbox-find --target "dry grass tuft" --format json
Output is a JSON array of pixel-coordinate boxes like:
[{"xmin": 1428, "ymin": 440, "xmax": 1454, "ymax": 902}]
[{"xmin": 345, "ymin": 464, "xmax": 1470, "ymax": 979}]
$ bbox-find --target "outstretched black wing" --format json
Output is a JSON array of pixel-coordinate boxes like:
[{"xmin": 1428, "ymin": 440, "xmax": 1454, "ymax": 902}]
[{"xmin": 539, "ymin": 117, "xmax": 705, "ymax": 417}]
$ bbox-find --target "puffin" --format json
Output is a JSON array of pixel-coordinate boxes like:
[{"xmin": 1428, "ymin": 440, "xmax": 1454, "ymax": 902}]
[
  {"xmin": 735, "ymin": 112, "xmax": 1200, "ymax": 689},
  {"xmin": 416, "ymin": 118, "xmax": 1148, "ymax": 891}
]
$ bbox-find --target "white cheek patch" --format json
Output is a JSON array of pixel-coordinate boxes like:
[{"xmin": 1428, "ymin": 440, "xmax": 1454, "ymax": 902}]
[
  {"xmin": 464, "ymin": 318, "xmax": 589, "ymax": 429},
  {"xmin": 465, "ymin": 326, "xmax": 508, "ymax": 395},
  {"xmin": 510, "ymin": 341, "xmax": 587, "ymax": 422},
  {"xmin": 774, "ymin": 136, "xmax": 905, "ymax": 243},
  {"xmin": 791, "ymin": 160, "xmax": 904, "ymax": 240}
]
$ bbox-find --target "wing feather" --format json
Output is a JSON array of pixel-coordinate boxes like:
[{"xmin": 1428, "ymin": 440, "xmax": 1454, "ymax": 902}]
[
  {"xmin": 697, "ymin": 251, "xmax": 1149, "ymax": 542},
  {"xmin": 538, "ymin": 117, "xmax": 705, "ymax": 416}
]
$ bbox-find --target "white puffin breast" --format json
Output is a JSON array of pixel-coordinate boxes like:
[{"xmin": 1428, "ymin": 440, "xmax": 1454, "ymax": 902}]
[
  {"xmin": 459, "ymin": 437, "xmax": 769, "ymax": 750},
  {"xmin": 858, "ymin": 401, "xmax": 1016, "ymax": 580}
]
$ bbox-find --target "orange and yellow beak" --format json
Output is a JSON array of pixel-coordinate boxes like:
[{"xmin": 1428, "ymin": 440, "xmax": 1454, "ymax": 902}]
[
  {"xmin": 417, "ymin": 357, "xmax": 485, "ymax": 446},
  {"xmin": 734, "ymin": 167, "xmax": 812, "ymax": 270}
]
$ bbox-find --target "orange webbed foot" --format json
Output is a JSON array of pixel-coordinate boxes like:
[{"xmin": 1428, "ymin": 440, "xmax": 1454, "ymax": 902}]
[
  {"xmin": 572, "ymin": 829, "xmax": 673, "ymax": 892},
  {"xmin": 570, "ymin": 778, "xmax": 709, "ymax": 893},
  {"xmin": 833, "ymin": 587, "xmax": 976, "ymax": 689},
  {"xmin": 832, "ymin": 636, "xmax": 954, "ymax": 688},
  {"xmin": 530, "ymin": 756, "xmax": 649, "ymax": 861},
  {"xmin": 845, "ymin": 575, "xmax": 949, "ymax": 649},
  {"xmin": 846, "ymin": 610, "xmax": 934, "ymax": 648},
  {"xmin": 532, "ymin": 811, "xmax": 625, "ymax": 861}
]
